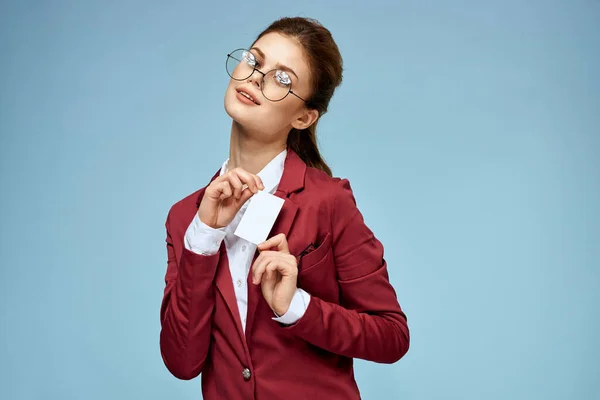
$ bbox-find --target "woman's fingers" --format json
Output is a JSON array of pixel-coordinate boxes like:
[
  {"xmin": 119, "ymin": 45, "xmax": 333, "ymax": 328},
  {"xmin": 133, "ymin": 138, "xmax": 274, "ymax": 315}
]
[
  {"xmin": 252, "ymin": 174, "xmax": 264, "ymax": 192},
  {"xmin": 206, "ymin": 178, "xmax": 231, "ymax": 200},
  {"xmin": 252, "ymin": 253, "xmax": 268, "ymax": 285},
  {"xmin": 224, "ymin": 171, "xmax": 244, "ymax": 199},
  {"xmin": 212, "ymin": 167, "xmax": 265, "ymax": 198},
  {"xmin": 229, "ymin": 168, "xmax": 265, "ymax": 193},
  {"xmin": 239, "ymin": 187, "xmax": 254, "ymax": 204},
  {"xmin": 200, "ymin": 166, "xmax": 266, "ymax": 229},
  {"xmin": 264, "ymin": 261, "xmax": 280, "ymax": 282},
  {"xmin": 260, "ymin": 259, "xmax": 277, "ymax": 284},
  {"xmin": 252, "ymin": 252, "xmax": 297, "ymax": 284},
  {"xmin": 257, "ymin": 233, "xmax": 290, "ymax": 253},
  {"xmin": 217, "ymin": 180, "xmax": 232, "ymax": 200}
]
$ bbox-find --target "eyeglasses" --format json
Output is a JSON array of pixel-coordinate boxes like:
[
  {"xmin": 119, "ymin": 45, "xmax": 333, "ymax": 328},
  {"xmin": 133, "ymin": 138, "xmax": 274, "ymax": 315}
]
[{"xmin": 226, "ymin": 48, "xmax": 308, "ymax": 103}]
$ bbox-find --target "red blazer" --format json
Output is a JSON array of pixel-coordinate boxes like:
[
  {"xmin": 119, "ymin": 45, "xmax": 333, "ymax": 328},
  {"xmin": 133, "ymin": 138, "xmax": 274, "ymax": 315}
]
[{"xmin": 160, "ymin": 149, "xmax": 409, "ymax": 399}]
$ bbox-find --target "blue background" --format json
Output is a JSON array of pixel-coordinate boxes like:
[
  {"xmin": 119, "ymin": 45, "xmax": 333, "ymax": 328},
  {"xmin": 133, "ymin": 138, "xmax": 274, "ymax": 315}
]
[{"xmin": 1, "ymin": 1, "xmax": 598, "ymax": 399}]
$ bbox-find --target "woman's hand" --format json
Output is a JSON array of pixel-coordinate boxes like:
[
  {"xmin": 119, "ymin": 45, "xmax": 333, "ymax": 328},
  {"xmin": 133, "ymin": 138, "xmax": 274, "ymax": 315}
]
[
  {"xmin": 198, "ymin": 168, "xmax": 264, "ymax": 229},
  {"xmin": 252, "ymin": 234, "xmax": 298, "ymax": 316}
]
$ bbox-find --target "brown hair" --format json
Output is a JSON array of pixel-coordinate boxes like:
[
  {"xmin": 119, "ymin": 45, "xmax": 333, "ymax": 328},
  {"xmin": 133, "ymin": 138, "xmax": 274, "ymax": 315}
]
[{"xmin": 254, "ymin": 17, "xmax": 343, "ymax": 177}]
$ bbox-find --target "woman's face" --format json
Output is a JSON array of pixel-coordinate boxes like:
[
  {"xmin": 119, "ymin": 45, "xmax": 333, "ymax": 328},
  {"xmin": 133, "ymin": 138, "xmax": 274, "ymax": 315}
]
[{"xmin": 224, "ymin": 32, "xmax": 317, "ymax": 142}]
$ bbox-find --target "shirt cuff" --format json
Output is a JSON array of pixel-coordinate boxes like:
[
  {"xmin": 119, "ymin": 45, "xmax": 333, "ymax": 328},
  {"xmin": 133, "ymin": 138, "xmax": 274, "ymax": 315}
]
[
  {"xmin": 272, "ymin": 288, "xmax": 311, "ymax": 325},
  {"xmin": 184, "ymin": 213, "xmax": 226, "ymax": 255}
]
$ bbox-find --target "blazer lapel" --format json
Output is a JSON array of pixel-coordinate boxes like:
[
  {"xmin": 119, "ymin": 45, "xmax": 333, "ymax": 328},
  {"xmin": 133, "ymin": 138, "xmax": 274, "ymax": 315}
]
[
  {"xmin": 245, "ymin": 149, "xmax": 305, "ymax": 338},
  {"xmin": 195, "ymin": 169, "xmax": 245, "ymax": 341},
  {"xmin": 268, "ymin": 192, "xmax": 299, "ymax": 238},
  {"xmin": 215, "ymin": 245, "xmax": 246, "ymax": 341}
]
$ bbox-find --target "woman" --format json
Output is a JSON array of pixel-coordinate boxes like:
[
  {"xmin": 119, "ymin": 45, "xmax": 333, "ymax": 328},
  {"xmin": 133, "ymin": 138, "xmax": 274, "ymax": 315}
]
[{"xmin": 159, "ymin": 16, "xmax": 409, "ymax": 400}]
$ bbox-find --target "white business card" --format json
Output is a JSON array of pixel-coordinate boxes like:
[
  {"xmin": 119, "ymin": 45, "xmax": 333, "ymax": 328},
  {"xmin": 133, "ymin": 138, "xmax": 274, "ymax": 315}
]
[{"xmin": 234, "ymin": 190, "xmax": 285, "ymax": 245}]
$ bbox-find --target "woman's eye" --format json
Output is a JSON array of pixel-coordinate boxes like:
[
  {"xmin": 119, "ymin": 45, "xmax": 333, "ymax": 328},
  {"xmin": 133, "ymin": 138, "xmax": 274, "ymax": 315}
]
[
  {"xmin": 275, "ymin": 70, "xmax": 291, "ymax": 86},
  {"xmin": 243, "ymin": 51, "xmax": 257, "ymax": 67}
]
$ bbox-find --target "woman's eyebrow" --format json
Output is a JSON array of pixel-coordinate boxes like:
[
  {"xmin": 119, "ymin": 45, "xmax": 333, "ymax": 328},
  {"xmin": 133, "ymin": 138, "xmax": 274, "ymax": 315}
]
[{"xmin": 250, "ymin": 46, "xmax": 300, "ymax": 81}]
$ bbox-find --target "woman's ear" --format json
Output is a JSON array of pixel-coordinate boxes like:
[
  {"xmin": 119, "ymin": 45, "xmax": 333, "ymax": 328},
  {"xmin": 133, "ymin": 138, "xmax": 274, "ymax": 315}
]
[{"xmin": 291, "ymin": 108, "xmax": 319, "ymax": 131}]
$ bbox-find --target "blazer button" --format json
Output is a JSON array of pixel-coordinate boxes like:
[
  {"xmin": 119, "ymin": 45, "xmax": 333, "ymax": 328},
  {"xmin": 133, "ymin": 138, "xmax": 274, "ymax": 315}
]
[{"xmin": 242, "ymin": 368, "xmax": 251, "ymax": 381}]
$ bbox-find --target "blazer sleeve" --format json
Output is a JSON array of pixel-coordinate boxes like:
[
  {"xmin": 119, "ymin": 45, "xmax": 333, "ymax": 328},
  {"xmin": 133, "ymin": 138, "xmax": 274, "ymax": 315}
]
[
  {"xmin": 159, "ymin": 206, "xmax": 221, "ymax": 379},
  {"xmin": 284, "ymin": 179, "xmax": 410, "ymax": 363}
]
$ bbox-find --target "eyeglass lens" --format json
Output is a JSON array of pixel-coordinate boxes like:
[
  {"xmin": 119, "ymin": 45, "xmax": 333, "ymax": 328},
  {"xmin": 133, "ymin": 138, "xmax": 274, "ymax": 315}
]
[{"xmin": 226, "ymin": 49, "xmax": 293, "ymax": 101}]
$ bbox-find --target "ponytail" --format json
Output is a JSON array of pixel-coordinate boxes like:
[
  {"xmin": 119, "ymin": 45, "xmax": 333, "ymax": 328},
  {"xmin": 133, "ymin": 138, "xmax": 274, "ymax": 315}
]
[{"xmin": 287, "ymin": 124, "xmax": 332, "ymax": 177}]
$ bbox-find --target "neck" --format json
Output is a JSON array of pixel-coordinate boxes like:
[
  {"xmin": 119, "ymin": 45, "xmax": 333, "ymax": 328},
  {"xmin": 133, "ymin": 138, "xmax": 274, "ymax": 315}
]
[{"xmin": 228, "ymin": 121, "xmax": 287, "ymax": 174}]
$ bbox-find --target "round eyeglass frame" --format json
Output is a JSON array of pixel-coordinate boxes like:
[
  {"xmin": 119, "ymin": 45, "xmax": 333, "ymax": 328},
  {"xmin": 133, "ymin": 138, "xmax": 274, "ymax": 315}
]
[{"xmin": 226, "ymin": 48, "xmax": 309, "ymax": 103}]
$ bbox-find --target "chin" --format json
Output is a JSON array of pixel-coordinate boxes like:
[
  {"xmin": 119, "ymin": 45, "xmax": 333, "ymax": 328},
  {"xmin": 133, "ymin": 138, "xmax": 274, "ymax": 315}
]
[
  {"xmin": 224, "ymin": 99, "xmax": 252, "ymax": 126},
  {"xmin": 223, "ymin": 88, "xmax": 286, "ymax": 139},
  {"xmin": 224, "ymin": 91, "xmax": 261, "ymax": 131}
]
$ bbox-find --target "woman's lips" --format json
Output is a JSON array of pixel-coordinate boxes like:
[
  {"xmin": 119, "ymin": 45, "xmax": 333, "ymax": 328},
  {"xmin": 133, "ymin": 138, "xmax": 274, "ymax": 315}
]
[{"xmin": 236, "ymin": 89, "xmax": 260, "ymax": 105}]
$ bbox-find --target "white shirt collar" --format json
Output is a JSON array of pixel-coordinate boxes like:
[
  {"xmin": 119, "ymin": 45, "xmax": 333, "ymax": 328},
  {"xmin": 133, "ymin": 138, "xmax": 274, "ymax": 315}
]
[{"xmin": 219, "ymin": 149, "xmax": 287, "ymax": 194}]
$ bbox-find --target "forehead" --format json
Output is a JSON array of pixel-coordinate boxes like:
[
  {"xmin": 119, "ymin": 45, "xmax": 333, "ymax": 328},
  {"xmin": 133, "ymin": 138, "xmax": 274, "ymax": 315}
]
[{"xmin": 252, "ymin": 32, "xmax": 311, "ymax": 78}]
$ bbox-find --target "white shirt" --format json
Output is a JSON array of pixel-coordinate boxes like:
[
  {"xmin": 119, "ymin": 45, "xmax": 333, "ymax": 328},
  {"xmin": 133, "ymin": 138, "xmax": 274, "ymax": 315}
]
[{"xmin": 183, "ymin": 149, "xmax": 310, "ymax": 331}]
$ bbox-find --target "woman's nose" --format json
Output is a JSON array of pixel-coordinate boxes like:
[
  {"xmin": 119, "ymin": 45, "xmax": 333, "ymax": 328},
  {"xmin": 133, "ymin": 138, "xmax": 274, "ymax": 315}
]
[{"xmin": 246, "ymin": 69, "xmax": 263, "ymax": 89}]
